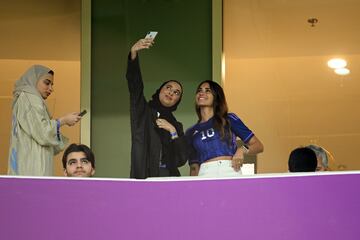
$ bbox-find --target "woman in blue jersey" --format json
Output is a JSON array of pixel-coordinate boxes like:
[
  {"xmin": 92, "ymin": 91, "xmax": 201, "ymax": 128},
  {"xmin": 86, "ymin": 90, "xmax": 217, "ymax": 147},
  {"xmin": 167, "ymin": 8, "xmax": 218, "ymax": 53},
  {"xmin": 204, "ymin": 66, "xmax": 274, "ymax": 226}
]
[{"xmin": 186, "ymin": 80, "xmax": 264, "ymax": 177}]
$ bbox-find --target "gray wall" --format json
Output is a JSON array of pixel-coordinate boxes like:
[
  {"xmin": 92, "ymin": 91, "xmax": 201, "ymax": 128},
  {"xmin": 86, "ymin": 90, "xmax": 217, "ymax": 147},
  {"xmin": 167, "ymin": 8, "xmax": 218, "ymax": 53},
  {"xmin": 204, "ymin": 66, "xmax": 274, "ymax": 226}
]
[{"xmin": 91, "ymin": 0, "xmax": 212, "ymax": 177}]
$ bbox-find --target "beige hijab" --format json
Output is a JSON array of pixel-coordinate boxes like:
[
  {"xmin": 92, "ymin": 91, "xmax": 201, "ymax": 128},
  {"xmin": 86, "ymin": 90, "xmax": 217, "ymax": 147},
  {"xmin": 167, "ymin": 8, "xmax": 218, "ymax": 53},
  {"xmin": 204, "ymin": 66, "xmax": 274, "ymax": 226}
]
[{"xmin": 13, "ymin": 65, "xmax": 53, "ymax": 116}]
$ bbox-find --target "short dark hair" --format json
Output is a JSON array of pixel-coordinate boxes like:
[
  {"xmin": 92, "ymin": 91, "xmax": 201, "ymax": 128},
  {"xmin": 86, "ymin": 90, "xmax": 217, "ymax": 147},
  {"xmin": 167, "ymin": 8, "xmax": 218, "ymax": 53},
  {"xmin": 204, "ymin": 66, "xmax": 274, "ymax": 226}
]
[
  {"xmin": 62, "ymin": 143, "xmax": 95, "ymax": 169},
  {"xmin": 288, "ymin": 147, "xmax": 317, "ymax": 172}
]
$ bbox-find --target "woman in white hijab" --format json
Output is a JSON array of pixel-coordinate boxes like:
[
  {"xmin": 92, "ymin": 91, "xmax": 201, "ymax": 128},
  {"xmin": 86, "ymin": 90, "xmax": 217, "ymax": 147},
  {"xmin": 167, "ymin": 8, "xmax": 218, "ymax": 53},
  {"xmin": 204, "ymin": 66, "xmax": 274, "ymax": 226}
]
[{"xmin": 8, "ymin": 65, "xmax": 81, "ymax": 176}]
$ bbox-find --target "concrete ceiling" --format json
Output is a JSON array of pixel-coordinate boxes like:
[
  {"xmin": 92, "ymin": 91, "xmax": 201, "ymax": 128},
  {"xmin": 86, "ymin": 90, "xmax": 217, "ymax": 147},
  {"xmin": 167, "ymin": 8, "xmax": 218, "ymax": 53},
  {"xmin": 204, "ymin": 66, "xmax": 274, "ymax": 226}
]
[{"xmin": 0, "ymin": 0, "xmax": 80, "ymax": 61}]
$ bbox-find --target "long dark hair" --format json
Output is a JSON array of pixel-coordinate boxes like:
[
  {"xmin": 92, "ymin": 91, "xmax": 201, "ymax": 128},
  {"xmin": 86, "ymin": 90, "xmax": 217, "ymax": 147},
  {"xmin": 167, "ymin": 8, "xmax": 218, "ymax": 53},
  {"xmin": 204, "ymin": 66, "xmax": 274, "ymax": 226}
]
[{"xmin": 195, "ymin": 80, "xmax": 231, "ymax": 141}]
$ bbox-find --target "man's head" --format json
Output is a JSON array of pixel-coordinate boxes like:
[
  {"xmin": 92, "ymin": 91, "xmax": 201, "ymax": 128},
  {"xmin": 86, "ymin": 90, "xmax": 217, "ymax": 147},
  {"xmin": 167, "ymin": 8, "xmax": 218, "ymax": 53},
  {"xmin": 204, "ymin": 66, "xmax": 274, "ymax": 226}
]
[
  {"xmin": 62, "ymin": 144, "xmax": 95, "ymax": 177},
  {"xmin": 306, "ymin": 145, "xmax": 330, "ymax": 171},
  {"xmin": 288, "ymin": 147, "xmax": 317, "ymax": 172}
]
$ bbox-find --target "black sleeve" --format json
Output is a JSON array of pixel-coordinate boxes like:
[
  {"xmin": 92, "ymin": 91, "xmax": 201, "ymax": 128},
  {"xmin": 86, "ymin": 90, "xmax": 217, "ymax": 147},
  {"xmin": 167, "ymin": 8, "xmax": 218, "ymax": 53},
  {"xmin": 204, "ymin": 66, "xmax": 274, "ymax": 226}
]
[
  {"xmin": 126, "ymin": 52, "xmax": 147, "ymax": 120},
  {"xmin": 184, "ymin": 126, "xmax": 199, "ymax": 166},
  {"xmin": 171, "ymin": 122, "xmax": 190, "ymax": 167}
]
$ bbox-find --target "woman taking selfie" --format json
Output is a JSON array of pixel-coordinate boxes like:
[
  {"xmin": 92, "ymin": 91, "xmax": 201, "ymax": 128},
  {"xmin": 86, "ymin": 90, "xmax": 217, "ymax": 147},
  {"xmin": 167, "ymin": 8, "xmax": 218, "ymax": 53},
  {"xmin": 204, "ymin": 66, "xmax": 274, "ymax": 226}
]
[{"xmin": 126, "ymin": 37, "xmax": 188, "ymax": 179}]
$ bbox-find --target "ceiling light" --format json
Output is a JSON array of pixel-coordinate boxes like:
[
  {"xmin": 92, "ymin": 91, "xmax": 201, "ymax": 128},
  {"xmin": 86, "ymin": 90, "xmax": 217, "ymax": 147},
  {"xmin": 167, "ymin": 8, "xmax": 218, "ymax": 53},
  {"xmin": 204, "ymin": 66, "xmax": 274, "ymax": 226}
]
[
  {"xmin": 327, "ymin": 58, "xmax": 347, "ymax": 69},
  {"xmin": 334, "ymin": 68, "xmax": 350, "ymax": 75},
  {"xmin": 307, "ymin": 18, "xmax": 318, "ymax": 27}
]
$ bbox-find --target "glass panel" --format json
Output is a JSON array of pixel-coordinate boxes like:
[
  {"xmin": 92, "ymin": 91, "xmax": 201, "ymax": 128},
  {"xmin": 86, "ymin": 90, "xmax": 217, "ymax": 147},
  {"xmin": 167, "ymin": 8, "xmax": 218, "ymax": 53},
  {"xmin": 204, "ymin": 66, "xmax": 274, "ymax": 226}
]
[{"xmin": 224, "ymin": 0, "xmax": 360, "ymax": 172}]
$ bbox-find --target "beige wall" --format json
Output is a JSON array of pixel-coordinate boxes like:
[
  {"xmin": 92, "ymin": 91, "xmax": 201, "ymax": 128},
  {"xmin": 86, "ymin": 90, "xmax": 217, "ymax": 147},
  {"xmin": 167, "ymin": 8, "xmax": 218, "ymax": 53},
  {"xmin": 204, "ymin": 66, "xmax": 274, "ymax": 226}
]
[
  {"xmin": 0, "ymin": 60, "xmax": 80, "ymax": 176},
  {"xmin": 223, "ymin": 56, "xmax": 360, "ymax": 173},
  {"xmin": 223, "ymin": 0, "xmax": 360, "ymax": 173}
]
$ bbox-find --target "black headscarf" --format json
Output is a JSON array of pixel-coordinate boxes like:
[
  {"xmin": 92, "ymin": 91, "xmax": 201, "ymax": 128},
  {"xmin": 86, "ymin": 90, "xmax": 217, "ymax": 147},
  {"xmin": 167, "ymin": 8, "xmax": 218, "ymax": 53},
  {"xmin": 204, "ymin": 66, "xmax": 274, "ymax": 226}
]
[{"xmin": 148, "ymin": 80, "xmax": 183, "ymax": 167}]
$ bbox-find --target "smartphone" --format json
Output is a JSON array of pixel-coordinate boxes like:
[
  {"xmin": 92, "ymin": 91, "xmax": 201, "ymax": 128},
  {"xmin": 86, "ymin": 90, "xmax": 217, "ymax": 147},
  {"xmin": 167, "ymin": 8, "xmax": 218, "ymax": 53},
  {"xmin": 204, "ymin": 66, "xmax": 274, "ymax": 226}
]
[
  {"xmin": 145, "ymin": 31, "xmax": 158, "ymax": 40},
  {"xmin": 79, "ymin": 110, "xmax": 87, "ymax": 117}
]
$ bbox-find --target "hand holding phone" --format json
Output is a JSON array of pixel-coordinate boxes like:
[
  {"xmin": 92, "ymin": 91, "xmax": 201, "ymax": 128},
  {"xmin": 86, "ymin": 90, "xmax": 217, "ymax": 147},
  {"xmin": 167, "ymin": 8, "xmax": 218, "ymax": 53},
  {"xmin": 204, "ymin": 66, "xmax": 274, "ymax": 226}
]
[
  {"xmin": 145, "ymin": 31, "xmax": 158, "ymax": 40},
  {"xmin": 130, "ymin": 32, "xmax": 158, "ymax": 60},
  {"xmin": 79, "ymin": 110, "xmax": 87, "ymax": 117}
]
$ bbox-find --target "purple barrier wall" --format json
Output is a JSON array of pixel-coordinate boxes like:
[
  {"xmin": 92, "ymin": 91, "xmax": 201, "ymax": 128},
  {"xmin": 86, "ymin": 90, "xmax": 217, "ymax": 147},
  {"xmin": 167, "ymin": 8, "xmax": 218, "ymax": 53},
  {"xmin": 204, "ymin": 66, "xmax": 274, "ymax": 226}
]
[{"xmin": 1, "ymin": 173, "xmax": 359, "ymax": 240}]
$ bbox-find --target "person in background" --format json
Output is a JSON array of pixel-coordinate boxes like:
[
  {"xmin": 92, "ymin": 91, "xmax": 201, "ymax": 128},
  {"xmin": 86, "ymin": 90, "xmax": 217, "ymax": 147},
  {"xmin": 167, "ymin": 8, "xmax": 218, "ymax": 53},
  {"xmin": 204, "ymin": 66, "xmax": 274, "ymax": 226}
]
[
  {"xmin": 186, "ymin": 80, "xmax": 264, "ymax": 177},
  {"xmin": 306, "ymin": 144, "xmax": 330, "ymax": 171},
  {"xmin": 288, "ymin": 147, "xmax": 317, "ymax": 172},
  {"xmin": 8, "ymin": 65, "xmax": 81, "ymax": 176},
  {"xmin": 126, "ymin": 37, "xmax": 188, "ymax": 178},
  {"xmin": 62, "ymin": 143, "xmax": 95, "ymax": 177}
]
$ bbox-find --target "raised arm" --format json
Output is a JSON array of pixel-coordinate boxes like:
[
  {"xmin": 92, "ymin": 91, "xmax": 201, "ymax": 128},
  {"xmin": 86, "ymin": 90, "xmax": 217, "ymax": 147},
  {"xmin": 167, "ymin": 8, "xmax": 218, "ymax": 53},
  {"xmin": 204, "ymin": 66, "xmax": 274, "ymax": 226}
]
[
  {"xmin": 130, "ymin": 38, "xmax": 154, "ymax": 60},
  {"xmin": 126, "ymin": 38, "xmax": 156, "ymax": 120}
]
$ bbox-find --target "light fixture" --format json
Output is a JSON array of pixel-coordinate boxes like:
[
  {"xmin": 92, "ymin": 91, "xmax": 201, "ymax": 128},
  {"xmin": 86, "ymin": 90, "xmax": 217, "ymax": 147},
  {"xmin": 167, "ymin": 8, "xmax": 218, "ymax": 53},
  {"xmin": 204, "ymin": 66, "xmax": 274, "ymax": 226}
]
[
  {"xmin": 327, "ymin": 58, "xmax": 347, "ymax": 69},
  {"xmin": 334, "ymin": 68, "xmax": 350, "ymax": 75},
  {"xmin": 307, "ymin": 18, "xmax": 318, "ymax": 27}
]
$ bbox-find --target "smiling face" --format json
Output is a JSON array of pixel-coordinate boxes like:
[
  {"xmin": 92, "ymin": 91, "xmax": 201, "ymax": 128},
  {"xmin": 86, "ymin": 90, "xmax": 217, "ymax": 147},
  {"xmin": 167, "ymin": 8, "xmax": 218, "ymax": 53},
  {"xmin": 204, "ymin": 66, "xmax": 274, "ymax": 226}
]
[
  {"xmin": 195, "ymin": 82, "xmax": 214, "ymax": 107},
  {"xmin": 158, "ymin": 81, "xmax": 182, "ymax": 107},
  {"xmin": 36, "ymin": 73, "xmax": 54, "ymax": 99},
  {"xmin": 64, "ymin": 151, "xmax": 95, "ymax": 177}
]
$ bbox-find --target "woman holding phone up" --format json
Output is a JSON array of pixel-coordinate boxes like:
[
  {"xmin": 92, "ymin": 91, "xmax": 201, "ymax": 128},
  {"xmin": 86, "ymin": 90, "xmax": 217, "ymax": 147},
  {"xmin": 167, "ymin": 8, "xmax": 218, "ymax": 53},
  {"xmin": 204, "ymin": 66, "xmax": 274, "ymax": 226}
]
[
  {"xmin": 186, "ymin": 80, "xmax": 264, "ymax": 177},
  {"xmin": 126, "ymin": 36, "xmax": 188, "ymax": 179}
]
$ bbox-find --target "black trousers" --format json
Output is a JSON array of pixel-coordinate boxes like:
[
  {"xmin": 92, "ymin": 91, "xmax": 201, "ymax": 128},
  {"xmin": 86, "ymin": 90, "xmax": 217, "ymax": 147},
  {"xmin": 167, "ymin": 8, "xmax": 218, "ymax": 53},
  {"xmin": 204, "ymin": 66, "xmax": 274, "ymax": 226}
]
[{"xmin": 159, "ymin": 167, "xmax": 170, "ymax": 177}]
